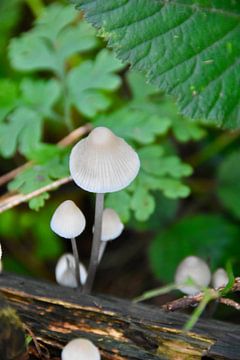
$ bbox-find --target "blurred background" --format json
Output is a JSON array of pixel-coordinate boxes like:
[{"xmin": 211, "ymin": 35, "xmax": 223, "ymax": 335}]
[{"xmin": 0, "ymin": 0, "xmax": 240, "ymax": 322}]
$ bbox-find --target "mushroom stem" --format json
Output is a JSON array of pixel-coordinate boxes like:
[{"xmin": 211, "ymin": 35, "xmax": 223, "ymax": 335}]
[
  {"xmin": 98, "ymin": 241, "xmax": 107, "ymax": 264},
  {"xmin": 70, "ymin": 237, "xmax": 81, "ymax": 288},
  {"xmin": 83, "ymin": 193, "xmax": 104, "ymax": 293}
]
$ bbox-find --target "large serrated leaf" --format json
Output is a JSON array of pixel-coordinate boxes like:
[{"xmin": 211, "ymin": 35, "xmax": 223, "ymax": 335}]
[{"xmin": 73, "ymin": 0, "xmax": 240, "ymax": 128}]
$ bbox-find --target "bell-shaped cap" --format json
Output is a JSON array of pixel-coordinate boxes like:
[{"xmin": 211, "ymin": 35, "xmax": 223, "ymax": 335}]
[
  {"xmin": 212, "ymin": 268, "xmax": 228, "ymax": 289},
  {"xmin": 61, "ymin": 338, "xmax": 101, "ymax": 360},
  {"xmin": 55, "ymin": 254, "xmax": 87, "ymax": 288},
  {"xmin": 100, "ymin": 208, "xmax": 124, "ymax": 241},
  {"xmin": 69, "ymin": 127, "xmax": 140, "ymax": 193},
  {"xmin": 175, "ymin": 256, "xmax": 211, "ymax": 295},
  {"xmin": 50, "ymin": 200, "xmax": 86, "ymax": 239}
]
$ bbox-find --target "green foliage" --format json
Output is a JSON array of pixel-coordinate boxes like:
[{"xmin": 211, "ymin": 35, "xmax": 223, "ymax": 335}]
[
  {"xmin": 0, "ymin": 3, "xmax": 198, "ymax": 215},
  {"xmin": 67, "ymin": 49, "xmax": 124, "ymax": 117},
  {"xmin": 149, "ymin": 214, "xmax": 240, "ymax": 282},
  {"xmin": 217, "ymin": 151, "xmax": 240, "ymax": 219},
  {"xmin": 73, "ymin": 0, "xmax": 240, "ymax": 129}
]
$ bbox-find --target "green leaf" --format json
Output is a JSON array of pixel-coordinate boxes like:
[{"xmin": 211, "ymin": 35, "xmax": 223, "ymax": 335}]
[
  {"xmin": 67, "ymin": 49, "xmax": 124, "ymax": 117},
  {"xmin": 9, "ymin": 34, "xmax": 58, "ymax": 73},
  {"xmin": 149, "ymin": 214, "xmax": 240, "ymax": 282},
  {"xmin": 105, "ymin": 190, "xmax": 131, "ymax": 222},
  {"xmin": 20, "ymin": 79, "xmax": 61, "ymax": 118},
  {"xmin": 33, "ymin": 4, "xmax": 76, "ymax": 42},
  {"xmin": 95, "ymin": 101, "xmax": 171, "ymax": 144},
  {"xmin": 29, "ymin": 193, "xmax": 50, "ymax": 211},
  {"xmin": 56, "ymin": 22, "xmax": 99, "ymax": 62},
  {"xmin": 217, "ymin": 151, "xmax": 240, "ymax": 219},
  {"xmin": 74, "ymin": 0, "xmax": 240, "ymax": 128},
  {"xmin": 0, "ymin": 108, "xmax": 42, "ymax": 158},
  {"xmin": 139, "ymin": 146, "xmax": 192, "ymax": 178},
  {"xmin": 131, "ymin": 187, "xmax": 155, "ymax": 221},
  {"xmin": 8, "ymin": 153, "xmax": 69, "ymax": 196},
  {"xmin": 0, "ymin": 79, "xmax": 18, "ymax": 123}
]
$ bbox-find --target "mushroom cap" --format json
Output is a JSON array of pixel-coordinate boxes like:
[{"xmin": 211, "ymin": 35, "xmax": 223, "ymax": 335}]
[
  {"xmin": 175, "ymin": 256, "xmax": 211, "ymax": 295},
  {"xmin": 50, "ymin": 200, "xmax": 86, "ymax": 239},
  {"xmin": 69, "ymin": 127, "xmax": 140, "ymax": 193},
  {"xmin": 55, "ymin": 254, "xmax": 87, "ymax": 287},
  {"xmin": 212, "ymin": 268, "xmax": 229, "ymax": 289},
  {"xmin": 61, "ymin": 338, "xmax": 101, "ymax": 360},
  {"xmin": 99, "ymin": 208, "xmax": 124, "ymax": 241}
]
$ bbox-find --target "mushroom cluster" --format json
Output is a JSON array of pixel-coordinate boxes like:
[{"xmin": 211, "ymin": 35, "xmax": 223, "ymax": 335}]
[
  {"xmin": 50, "ymin": 127, "xmax": 140, "ymax": 293},
  {"xmin": 175, "ymin": 256, "xmax": 229, "ymax": 295}
]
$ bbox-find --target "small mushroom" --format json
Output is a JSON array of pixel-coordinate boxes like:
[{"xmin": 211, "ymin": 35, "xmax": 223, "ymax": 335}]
[
  {"xmin": 212, "ymin": 268, "xmax": 229, "ymax": 289},
  {"xmin": 70, "ymin": 127, "xmax": 140, "ymax": 293},
  {"xmin": 96, "ymin": 208, "xmax": 124, "ymax": 263},
  {"xmin": 175, "ymin": 256, "xmax": 211, "ymax": 295},
  {"xmin": 61, "ymin": 338, "xmax": 101, "ymax": 360},
  {"xmin": 50, "ymin": 200, "xmax": 86, "ymax": 288},
  {"xmin": 55, "ymin": 254, "xmax": 87, "ymax": 288}
]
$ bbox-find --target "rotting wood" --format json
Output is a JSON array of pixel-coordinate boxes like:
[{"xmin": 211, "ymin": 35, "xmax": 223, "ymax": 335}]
[{"xmin": 0, "ymin": 273, "xmax": 240, "ymax": 360}]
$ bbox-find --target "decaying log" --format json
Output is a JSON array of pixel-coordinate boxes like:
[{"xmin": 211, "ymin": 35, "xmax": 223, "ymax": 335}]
[{"xmin": 0, "ymin": 272, "xmax": 240, "ymax": 360}]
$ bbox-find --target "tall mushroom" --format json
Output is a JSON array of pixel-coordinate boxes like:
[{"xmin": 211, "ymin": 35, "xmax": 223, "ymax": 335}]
[
  {"xmin": 50, "ymin": 200, "xmax": 86, "ymax": 288},
  {"xmin": 96, "ymin": 208, "xmax": 124, "ymax": 263},
  {"xmin": 70, "ymin": 127, "xmax": 140, "ymax": 293}
]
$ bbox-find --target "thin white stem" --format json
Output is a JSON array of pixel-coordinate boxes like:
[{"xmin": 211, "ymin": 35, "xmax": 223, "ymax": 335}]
[
  {"xmin": 98, "ymin": 241, "xmax": 108, "ymax": 263},
  {"xmin": 71, "ymin": 237, "xmax": 81, "ymax": 288},
  {"xmin": 83, "ymin": 193, "xmax": 104, "ymax": 293}
]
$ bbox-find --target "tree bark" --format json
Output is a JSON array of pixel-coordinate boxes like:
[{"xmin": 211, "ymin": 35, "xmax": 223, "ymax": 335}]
[{"xmin": 0, "ymin": 272, "xmax": 240, "ymax": 360}]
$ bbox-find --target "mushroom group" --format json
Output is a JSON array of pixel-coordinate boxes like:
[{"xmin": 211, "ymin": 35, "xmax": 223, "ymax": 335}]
[{"xmin": 50, "ymin": 127, "xmax": 140, "ymax": 293}]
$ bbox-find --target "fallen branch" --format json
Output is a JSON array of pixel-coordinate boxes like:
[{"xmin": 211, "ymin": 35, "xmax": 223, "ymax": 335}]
[
  {"xmin": 163, "ymin": 277, "xmax": 240, "ymax": 312},
  {"xmin": 0, "ymin": 123, "xmax": 92, "ymax": 188},
  {"xmin": 0, "ymin": 273, "xmax": 240, "ymax": 359},
  {"xmin": 0, "ymin": 123, "xmax": 92, "ymax": 214}
]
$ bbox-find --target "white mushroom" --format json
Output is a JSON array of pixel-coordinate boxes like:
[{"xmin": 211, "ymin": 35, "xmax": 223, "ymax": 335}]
[
  {"xmin": 69, "ymin": 126, "xmax": 140, "ymax": 193},
  {"xmin": 96, "ymin": 208, "xmax": 124, "ymax": 263},
  {"xmin": 55, "ymin": 254, "xmax": 87, "ymax": 288},
  {"xmin": 50, "ymin": 200, "xmax": 86, "ymax": 288},
  {"xmin": 69, "ymin": 127, "xmax": 140, "ymax": 293},
  {"xmin": 61, "ymin": 338, "xmax": 101, "ymax": 360},
  {"xmin": 175, "ymin": 256, "xmax": 211, "ymax": 295},
  {"xmin": 212, "ymin": 268, "xmax": 229, "ymax": 289}
]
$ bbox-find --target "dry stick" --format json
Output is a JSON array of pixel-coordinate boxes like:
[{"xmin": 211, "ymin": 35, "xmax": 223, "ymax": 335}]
[
  {"xmin": 83, "ymin": 193, "xmax": 104, "ymax": 294},
  {"xmin": 0, "ymin": 123, "xmax": 92, "ymax": 188},
  {"xmin": 0, "ymin": 176, "xmax": 72, "ymax": 214},
  {"xmin": 163, "ymin": 279, "xmax": 240, "ymax": 312}
]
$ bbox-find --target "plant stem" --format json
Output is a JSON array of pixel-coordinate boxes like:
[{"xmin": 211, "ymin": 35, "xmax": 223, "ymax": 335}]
[
  {"xmin": 98, "ymin": 241, "xmax": 107, "ymax": 263},
  {"xmin": 83, "ymin": 193, "xmax": 104, "ymax": 293},
  {"xmin": 25, "ymin": 0, "xmax": 44, "ymax": 18},
  {"xmin": 71, "ymin": 237, "xmax": 81, "ymax": 288}
]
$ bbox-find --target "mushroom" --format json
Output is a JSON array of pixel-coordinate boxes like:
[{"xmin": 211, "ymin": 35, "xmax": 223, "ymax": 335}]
[
  {"xmin": 55, "ymin": 254, "xmax": 87, "ymax": 288},
  {"xmin": 50, "ymin": 200, "xmax": 86, "ymax": 288},
  {"xmin": 69, "ymin": 127, "xmax": 140, "ymax": 293},
  {"xmin": 96, "ymin": 208, "xmax": 124, "ymax": 263},
  {"xmin": 61, "ymin": 338, "xmax": 101, "ymax": 360},
  {"xmin": 212, "ymin": 268, "xmax": 229, "ymax": 289},
  {"xmin": 175, "ymin": 256, "xmax": 211, "ymax": 295}
]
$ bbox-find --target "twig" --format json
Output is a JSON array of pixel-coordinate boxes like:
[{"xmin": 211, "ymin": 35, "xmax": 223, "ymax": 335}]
[
  {"xmin": 163, "ymin": 278, "xmax": 240, "ymax": 312},
  {"xmin": 0, "ymin": 123, "xmax": 92, "ymax": 188},
  {"xmin": 0, "ymin": 176, "xmax": 72, "ymax": 214},
  {"xmin": 219, "ymin": 298, "xmax": 240, "ymax": 311}
]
